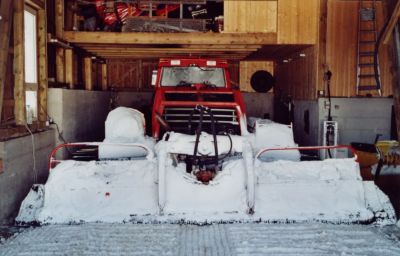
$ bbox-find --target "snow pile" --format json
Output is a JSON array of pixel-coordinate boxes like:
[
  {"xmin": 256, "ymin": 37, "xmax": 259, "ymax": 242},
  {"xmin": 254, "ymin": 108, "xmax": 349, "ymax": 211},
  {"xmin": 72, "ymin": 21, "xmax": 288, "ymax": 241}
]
[
  {"xmin": 17, "ymin": 160, "xmax": 158, "ymax": 223},
  {"xmin": 163, "ymin": 160, "xmax": 248, "ymax": 218},
  {"xmin": 254, "ymin": 158, "xmax": 396, "ymax": 223},
  {"xmin": 248, "ymin": 119, "xmax": 300, "ymax": 162},
  {"xmin": 99, "ymin": 107, "xmax": 155, "ymax": 159},
  {"xmin": 104, "ymin": 107, "xmax": 145, "ymax": 141}
]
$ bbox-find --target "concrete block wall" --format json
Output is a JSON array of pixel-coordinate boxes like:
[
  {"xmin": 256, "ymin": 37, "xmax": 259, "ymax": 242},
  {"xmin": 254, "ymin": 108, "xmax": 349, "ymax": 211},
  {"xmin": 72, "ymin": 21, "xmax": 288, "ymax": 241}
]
[
  {"xmin": 48, "ymin": 89, "xmax": 111, "ymax": 145},
  {"xmin": 318, "ymin": 98, "xmax": 393, "ymax": 145},
  {"xmin": 292, "ymin": 97, "xmax": 394, "ymax": 146},
  {"xmin": 0, "ymin": 129, "xmax": 55, "ymax": 224}
]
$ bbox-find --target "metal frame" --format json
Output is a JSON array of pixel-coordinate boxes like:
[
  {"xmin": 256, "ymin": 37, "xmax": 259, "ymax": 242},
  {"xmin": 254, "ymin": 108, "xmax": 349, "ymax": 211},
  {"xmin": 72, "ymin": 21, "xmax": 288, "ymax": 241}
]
[{"xmin": 48, "ymin": 142, "xmax": 154, "ymax": 170}]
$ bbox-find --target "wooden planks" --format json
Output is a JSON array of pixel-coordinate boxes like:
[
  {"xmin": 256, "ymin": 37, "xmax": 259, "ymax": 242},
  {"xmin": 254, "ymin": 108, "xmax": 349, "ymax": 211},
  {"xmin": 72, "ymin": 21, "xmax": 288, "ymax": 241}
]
[
  {"xmin": 274, "ymin": 46, "xmax": 317, "ymax": 100},
  {"xmin": 13, "ymin": 0, "xmax": 26, "ymax": 125},
  {"xmin": 0, "ymin": 0, "xmax": 14, "ymax": 122},
  {"xmin": 224, "ymin": 0, "xmax": 277, "ymax": 33},
  {"xmin": 239, "ymin": 61, "xmax": 274, "ymax": 92},
  {"xmin": 277, "ymin": 0, "xmax": 319, "ymax": 44},
  {"xmin": 107, "ymin": 59, "xmax": 158, "ymax": 90}
]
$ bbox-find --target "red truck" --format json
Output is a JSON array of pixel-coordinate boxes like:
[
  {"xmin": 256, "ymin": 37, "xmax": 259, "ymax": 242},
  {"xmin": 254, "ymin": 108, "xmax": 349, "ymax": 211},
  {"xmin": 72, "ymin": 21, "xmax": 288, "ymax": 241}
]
[{"xmin": 151, "ymin": 58, "xmax": 247, "ymax": 139}]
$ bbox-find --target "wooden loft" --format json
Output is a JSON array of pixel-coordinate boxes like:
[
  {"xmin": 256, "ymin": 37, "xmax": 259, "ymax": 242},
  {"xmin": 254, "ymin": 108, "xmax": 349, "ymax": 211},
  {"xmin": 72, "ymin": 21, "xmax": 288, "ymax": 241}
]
[
  {"xmin": 62, "ymin": 31, "xmax": 311, "ymax": 60},
  {"xmin": 56, "ymin": 0, "xmax": 318, "ymax": 61}
]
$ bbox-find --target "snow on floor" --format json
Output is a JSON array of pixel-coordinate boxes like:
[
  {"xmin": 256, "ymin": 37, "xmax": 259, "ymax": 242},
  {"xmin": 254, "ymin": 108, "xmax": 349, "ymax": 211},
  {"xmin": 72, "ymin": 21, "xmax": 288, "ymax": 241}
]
[{"xmin": 1, "ymin": 223, "xmax": 400, "ymax": 256}]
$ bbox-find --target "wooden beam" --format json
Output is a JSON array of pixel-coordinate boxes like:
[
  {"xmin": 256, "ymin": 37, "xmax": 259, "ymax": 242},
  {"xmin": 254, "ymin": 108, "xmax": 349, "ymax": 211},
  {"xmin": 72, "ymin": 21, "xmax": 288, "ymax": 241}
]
[
  {"xmin": 65, "ymin": 49, "xmax": 74, "ymax": 89},
  {"xmin": 84, "ymin": 57, "xmax": 93, "ymax": 90},
  {"xmin": 56, "ymin": 49, "xmax": 65, "ymax": 84},
  {"xmin": 80, "ymin": 47, "xmax": 259, "ymax": 53},
  {"xmin": 64, "ymin": 32, "xmax": 277, "ymax": 45},
  {"xmin": 0, "ymin": 0, "xmax": 13, "ymax": 122},
  {"xmin": 38, "ymin": 9, "xmax": 48, "ymax": 123},
  {"xmin": 13, "ymin": 0, "xmax": 26, "ymax": 125},
  {"xmin": 55, "ymin": 0, "xmax": 64, "ymax": 38},
  {"xmin": 101, "ymin": 63, "xmax": 107, "ymax": 91},
  {"xmin": 25, "ymin": 0, "xmax": 45, "ymax": 9},
  {"xmin": 76, "ymin": 44, "xmax": 262, "ymax": 50},
  {"xmin": 382, "ymin": 0, "xmax": 400, "ymax": 44}
]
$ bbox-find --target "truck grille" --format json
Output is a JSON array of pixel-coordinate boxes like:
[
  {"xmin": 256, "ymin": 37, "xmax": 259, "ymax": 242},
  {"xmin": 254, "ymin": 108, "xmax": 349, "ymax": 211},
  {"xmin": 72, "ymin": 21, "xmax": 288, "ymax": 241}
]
[{"xmin": 163, "ymin": 107, "xmax": 240, "ymax": 134}]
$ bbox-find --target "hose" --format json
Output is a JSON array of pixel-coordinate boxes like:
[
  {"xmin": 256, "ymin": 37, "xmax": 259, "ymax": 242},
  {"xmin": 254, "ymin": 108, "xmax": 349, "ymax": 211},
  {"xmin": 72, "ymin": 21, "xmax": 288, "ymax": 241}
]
[{"xmin": 190, "ymin": 105, "xmax": 219, "ymax": 171}]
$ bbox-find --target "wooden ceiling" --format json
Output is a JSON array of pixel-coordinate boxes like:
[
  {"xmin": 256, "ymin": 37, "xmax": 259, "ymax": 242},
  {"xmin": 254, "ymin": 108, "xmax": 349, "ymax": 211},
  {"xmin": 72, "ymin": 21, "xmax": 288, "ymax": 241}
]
[{"xmin": 63, "ymin": 31, "xmax": 312, "ymax": 61}]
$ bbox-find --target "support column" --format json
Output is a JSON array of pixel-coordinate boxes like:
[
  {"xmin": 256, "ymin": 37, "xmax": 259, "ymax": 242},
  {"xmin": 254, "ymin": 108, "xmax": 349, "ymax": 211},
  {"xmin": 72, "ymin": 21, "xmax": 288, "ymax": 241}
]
[
  {"xmin": 84, "ymin": 57, "xmax": 93, "ymax": 91},
  {"xmin": 101, "ymin": 63, "xmax": 108, "ymax": 91},
  {"xmin": 38, "ymin": 9, "xmax": 48, "ymax": 123},
  {"xmin": 55, "ymin": 0, "xmax": 65, "ymax": 85},
  {"xmin": 13, "ymin": 0, "xmax": 26, "ymax": 125},
  {"xmin": 0, "ymin": 0, "xmax": 13, "ymax": 122},
  {"xmin": 65, "ymin": 49, "xmax": 74, "ymax": 89}
]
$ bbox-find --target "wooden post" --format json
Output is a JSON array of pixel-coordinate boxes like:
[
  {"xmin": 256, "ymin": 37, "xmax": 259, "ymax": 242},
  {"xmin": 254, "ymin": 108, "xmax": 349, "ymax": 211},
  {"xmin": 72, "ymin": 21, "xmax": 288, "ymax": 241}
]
[
  {"xmin": 101, "ymin": 63, "xmax": 108, "ymax": 91},
  {"xmin": 316, "ymin": 0, "xmax": 328, "ymax": 97},
  {"xmin": 55, "ymin": 0, "xmax": 65, "ymax": 85},
  {"xmin": 0, "ymin": 0, "xmax": 13, "ymax": 122},
  {"xmin": 55, "ymin": 0, "xmax": 64, "ymax": 38},
  {"xmin": 65, "ymin": 49, "xmax": 74, "ymax": 89},
  {"xmin": 38, "ymin": 9, "xmax": 48, "ymax": 123},
  {"xmin": 84, "ymin": 57, "xmax": 93, "ymax": 90},
  {"xmin": 14, "ymin": 0, "xmax": 26, "ymax": 125}
]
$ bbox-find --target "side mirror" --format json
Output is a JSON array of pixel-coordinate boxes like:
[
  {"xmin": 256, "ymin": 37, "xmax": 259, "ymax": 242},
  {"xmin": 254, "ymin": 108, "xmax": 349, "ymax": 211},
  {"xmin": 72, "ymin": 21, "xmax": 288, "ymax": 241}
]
[{"xmin": 151, "ymin": 70, "xmax": 158, "ymax": 86}]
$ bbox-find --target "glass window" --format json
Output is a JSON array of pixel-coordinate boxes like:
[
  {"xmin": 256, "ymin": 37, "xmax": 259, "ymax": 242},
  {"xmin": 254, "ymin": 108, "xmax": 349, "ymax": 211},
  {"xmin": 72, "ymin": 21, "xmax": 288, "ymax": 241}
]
[
  {"xmin": 160, "ymin": 67, "xmax": 226, "ymax": 87},
  {"xmin": 24, "ymin": 8, "xmax": 37, "ymax": 84}
]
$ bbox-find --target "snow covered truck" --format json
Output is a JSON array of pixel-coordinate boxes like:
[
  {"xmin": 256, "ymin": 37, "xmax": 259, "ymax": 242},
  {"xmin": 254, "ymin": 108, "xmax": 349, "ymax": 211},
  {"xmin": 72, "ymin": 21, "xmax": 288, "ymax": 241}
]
[{"xmin": 16, "ymin": 58, "xmax": 396, "ymax": 225}]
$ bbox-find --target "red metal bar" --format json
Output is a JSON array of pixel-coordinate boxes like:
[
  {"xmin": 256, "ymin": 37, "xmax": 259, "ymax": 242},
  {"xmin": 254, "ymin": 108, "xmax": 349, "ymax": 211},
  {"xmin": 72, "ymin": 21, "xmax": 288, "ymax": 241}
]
[
  {"xmin": 48, "ymin": 142, "xmax": 154, "ymax": 171},
  {"xmin": 48, "ymin": 143, "xmax": 88, "ymax": 171}
]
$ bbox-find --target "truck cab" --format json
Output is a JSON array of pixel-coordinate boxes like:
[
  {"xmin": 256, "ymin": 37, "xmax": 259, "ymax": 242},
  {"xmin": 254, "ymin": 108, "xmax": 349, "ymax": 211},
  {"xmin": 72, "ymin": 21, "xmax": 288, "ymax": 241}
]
[{"xmin": 152, "ymin": 58, "xmax": 247, "ymax": 139}]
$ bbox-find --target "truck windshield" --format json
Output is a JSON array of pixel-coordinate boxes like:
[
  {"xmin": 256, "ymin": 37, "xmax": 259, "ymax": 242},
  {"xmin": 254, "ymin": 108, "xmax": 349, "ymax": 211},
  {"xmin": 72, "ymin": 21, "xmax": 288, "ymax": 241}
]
[{"xmin": 160, "ymin": 66, "xmax": 226, "ymax": 87}]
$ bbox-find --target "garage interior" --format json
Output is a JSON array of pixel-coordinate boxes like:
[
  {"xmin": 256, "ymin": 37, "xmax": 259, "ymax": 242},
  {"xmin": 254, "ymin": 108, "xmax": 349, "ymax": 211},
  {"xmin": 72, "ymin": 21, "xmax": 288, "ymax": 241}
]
[{"xmin": 0, "ymin": 0, "xmax": 400, "ymax": 227}]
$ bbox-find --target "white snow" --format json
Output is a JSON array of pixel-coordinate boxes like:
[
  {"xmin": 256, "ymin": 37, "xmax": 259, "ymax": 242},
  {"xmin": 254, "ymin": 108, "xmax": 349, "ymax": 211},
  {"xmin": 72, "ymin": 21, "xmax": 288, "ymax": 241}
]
[
  {"xmin": 104, "ymin": 107, "xmax": 145, "ymax": 141},
  {"xmin": 99, "ymin": 107, "xmax": 155, "ymax": 159},
  {"xmin": 17, "ymin": 156, "xmax": 396, "ymax": 225}
]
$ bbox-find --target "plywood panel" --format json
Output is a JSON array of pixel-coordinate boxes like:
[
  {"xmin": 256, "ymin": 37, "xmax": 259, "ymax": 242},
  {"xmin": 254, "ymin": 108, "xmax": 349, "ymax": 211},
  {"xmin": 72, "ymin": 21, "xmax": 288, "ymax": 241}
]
[
  {"xmin": 326, "ymin": 0, "xmax": 394, "ymax": 97},
  {"xmin": 239, "ymin": 61, "xmax": 274, "ymax": 92},
  {"xmin": 274, "ymin": 47, "xmax": 317, "ymax": 100},
  {"xmin": 277, "ymin": 0, "xmax": 319, "ymax": 44},
  {"xmin": 224, "ymin": 0, "xmax": 277, "ymax": 33}
]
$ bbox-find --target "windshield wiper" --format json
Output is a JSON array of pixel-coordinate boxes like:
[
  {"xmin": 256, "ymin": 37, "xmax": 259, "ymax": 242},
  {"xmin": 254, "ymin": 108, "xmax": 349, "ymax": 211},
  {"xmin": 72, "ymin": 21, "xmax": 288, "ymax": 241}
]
[
  {"xmin": 176, "ymin": 80, "xmax": 192, "ymax": 87},
  {"xmin": 202, "ymin": 81, "xmax": 217, "ymax": 88}
]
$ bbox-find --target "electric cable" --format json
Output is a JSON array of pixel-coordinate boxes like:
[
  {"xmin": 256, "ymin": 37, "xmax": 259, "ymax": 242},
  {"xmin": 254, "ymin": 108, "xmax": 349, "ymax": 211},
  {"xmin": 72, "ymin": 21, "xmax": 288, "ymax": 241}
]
[{"xmin": 24, "ymin": 123, "xmax": 37, "ymax": 184}]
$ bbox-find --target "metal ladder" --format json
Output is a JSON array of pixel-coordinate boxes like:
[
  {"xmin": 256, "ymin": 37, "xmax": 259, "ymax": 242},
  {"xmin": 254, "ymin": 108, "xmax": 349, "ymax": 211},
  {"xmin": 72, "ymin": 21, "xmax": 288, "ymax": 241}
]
[{"xmin": 356, "ymin": 0, "xmax": 382, "ymax": 96}]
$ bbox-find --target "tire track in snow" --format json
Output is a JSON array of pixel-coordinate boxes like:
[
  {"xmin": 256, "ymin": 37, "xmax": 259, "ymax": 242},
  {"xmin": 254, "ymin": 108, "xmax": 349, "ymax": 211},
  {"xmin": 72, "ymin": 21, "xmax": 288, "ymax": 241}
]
[{"xmin": 1, "ymin": 223, "xmax": 400, "ymax": 256}]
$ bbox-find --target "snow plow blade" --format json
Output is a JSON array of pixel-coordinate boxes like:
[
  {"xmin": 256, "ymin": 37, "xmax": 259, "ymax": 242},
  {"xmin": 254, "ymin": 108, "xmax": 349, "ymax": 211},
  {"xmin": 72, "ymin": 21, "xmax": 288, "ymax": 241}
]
[{"xmin": 17, "ymin": 143, "xmax": 395, "ymax": 225}]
